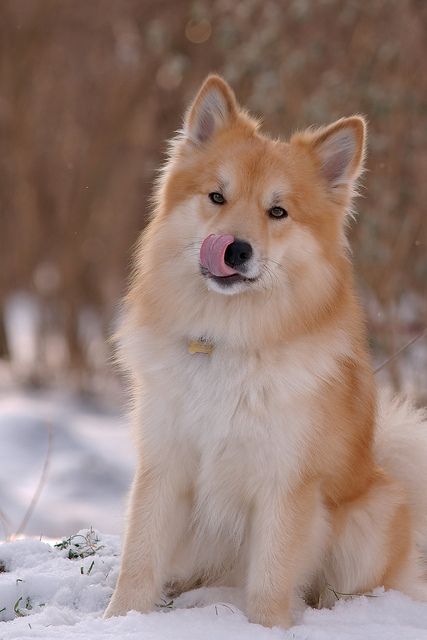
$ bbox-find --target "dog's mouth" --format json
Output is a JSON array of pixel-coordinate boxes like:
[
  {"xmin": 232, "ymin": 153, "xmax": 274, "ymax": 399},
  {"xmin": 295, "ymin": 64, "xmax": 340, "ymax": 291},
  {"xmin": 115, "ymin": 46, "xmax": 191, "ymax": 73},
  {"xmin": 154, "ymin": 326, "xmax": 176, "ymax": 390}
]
[
  {"xmin": 200, "ymin": 266, "xmax": 258, "ymax": 287},
  {"xmin": 199, "ymin": 234, "xmax": 259, "ymax": 289}
]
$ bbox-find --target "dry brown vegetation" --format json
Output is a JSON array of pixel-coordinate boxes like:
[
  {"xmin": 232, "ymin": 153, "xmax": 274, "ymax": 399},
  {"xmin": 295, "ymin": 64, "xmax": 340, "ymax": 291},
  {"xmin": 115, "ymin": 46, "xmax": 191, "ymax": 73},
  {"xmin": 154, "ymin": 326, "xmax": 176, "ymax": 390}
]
[{"xmin": 0, "ymin": 0, "xmax": 426, "ymax": 392}]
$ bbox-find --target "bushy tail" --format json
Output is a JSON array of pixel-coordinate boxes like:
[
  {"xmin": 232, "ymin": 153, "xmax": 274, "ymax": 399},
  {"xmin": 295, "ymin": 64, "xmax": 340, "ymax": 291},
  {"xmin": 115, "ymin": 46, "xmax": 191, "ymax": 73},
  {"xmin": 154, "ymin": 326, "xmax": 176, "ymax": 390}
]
[{"xmin": 375, "ymin": 390, "xmax": 427, "ymax": 547}]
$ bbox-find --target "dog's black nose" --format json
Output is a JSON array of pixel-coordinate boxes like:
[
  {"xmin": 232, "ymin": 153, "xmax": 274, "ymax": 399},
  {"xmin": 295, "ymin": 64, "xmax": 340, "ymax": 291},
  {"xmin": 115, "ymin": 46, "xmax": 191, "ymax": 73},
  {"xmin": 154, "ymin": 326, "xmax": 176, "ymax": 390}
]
[{"xmin": 224, "ymin": 240, "xmax": 253, "ymax": 268}]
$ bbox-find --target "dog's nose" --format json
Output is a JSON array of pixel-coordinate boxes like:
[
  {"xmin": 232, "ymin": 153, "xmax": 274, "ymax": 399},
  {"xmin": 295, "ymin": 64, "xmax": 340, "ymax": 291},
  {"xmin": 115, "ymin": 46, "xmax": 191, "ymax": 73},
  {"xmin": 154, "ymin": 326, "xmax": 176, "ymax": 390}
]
[{"xmin": 224, "ymin": 240, "xmax": 253, "ymax": 268}]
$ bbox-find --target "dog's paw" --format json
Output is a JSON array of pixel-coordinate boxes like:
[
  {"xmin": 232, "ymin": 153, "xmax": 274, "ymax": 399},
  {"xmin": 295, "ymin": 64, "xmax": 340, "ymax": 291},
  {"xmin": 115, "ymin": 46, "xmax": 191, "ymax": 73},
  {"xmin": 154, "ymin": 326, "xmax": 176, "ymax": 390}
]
[
  {"xmin": 247, "ymin": 597, "xmax": 292, "ymax": 629},
  {"xmin": 103, "ymin": 601, "xmax": 126, "ymax": 619},
  {"xmin": 103, "ymin": 590, "xmax": 155, "ymax": 619}
]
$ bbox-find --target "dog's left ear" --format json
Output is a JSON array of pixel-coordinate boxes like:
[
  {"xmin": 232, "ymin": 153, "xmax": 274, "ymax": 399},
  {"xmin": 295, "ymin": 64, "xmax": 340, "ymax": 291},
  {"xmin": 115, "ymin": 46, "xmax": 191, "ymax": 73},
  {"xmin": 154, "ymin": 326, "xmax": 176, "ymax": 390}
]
[
  {"xmin": 295, "ymin": 117, "xmax": 366, "ymax": 190},
  {"xmin": 184, "ymin": 75, "xmax": 238, "ymax": 145}
]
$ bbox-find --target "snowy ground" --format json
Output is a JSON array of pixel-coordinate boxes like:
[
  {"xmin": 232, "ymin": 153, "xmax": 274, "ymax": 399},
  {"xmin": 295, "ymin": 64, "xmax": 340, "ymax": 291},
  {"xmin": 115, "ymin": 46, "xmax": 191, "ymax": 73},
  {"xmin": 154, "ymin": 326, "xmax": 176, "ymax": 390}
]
[
  {"xmin": 0, "ymin": 384, "xmax": 133, "ymax": 539},
  {"xmin": 2, "ymin": 528, "xmax": 427, "ymax": 640}
]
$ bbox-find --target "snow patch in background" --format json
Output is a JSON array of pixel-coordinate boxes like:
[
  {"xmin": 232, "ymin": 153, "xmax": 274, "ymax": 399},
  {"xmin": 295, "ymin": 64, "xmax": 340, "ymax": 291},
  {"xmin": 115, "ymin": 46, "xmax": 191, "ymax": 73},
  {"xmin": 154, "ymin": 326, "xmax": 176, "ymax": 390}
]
[{"xmin": 0, "ymin": 388, "xmax": 134, "ymax": 538}]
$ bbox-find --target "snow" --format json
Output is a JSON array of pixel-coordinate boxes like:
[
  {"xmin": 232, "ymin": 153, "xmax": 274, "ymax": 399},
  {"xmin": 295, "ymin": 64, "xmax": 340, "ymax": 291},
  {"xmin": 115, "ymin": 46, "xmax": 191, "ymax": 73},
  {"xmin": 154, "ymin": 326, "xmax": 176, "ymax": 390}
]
[
  {"xmin": 1, "ymin": 529, "xmax": 427, "ymax": 639},
  {"xmin": 0, "ymin": 386, "xmax": 134, "ymax": 538}
]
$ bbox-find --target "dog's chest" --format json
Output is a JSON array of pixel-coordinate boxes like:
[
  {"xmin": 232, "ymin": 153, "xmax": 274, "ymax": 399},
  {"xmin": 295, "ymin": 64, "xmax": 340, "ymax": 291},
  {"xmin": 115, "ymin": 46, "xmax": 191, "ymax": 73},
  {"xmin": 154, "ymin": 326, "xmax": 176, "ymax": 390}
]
[
  {"xmin": 125, "ymin": 327, "xmax": 341, "ymax": 545},
  {"xmin": 155, "ymin": 340, "xmax": 306, "ymax": 541},
  {"xmin": 135, "ymin": 332, "xmax": 327, "ymax": 489}
]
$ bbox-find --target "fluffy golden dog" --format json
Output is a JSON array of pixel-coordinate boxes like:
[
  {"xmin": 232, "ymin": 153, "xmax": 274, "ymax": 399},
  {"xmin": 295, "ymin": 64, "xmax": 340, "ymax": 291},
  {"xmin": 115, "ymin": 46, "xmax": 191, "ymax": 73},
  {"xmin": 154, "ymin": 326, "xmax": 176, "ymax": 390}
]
[{"xmin": 105, "ymin": 76, "xmax": 427, "ymax": 628}]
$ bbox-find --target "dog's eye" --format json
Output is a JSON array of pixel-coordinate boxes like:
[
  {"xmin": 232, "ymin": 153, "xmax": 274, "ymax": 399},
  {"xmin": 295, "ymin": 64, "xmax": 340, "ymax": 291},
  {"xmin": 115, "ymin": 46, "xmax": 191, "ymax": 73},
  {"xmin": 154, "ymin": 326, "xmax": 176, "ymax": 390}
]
[
  {"xmin": 268, "ymin": 206, "xmax": 288, "ymax": 219},
  {"xmin": 209, "ymin": 192, "xmax": 226, "ymax": 205}
]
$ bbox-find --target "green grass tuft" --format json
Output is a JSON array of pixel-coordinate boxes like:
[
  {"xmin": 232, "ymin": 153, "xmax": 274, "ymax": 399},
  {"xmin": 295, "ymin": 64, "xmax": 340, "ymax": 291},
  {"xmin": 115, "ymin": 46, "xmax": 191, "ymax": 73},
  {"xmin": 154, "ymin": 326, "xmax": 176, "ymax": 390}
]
[{"xmin": 54, "ymin": 527, "xmax": 103, "ymax": 560}]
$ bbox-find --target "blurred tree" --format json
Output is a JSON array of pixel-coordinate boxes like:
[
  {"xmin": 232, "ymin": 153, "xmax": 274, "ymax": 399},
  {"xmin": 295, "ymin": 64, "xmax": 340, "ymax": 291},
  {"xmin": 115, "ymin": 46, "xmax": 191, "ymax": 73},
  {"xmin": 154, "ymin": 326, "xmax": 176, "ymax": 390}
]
[{"xmin": 0, "ymin": 0, "xmax": 425, "ymax": 390}]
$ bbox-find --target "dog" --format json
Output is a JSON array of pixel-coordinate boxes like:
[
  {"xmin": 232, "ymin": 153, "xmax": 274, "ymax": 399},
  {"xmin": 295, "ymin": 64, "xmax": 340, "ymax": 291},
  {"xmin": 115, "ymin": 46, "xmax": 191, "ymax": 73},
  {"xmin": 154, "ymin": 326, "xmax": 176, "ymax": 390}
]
[{"xmin": 104, "ymin": 75, "xmax": 427, "ymax": 628}]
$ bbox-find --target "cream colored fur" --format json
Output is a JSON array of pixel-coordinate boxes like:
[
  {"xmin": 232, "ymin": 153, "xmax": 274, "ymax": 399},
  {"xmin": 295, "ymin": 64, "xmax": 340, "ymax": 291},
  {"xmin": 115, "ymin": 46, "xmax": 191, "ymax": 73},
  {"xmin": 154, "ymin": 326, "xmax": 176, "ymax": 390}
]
[{"xmin": 104, "ymin": 75, "xmax": 427, "ymax": 627}]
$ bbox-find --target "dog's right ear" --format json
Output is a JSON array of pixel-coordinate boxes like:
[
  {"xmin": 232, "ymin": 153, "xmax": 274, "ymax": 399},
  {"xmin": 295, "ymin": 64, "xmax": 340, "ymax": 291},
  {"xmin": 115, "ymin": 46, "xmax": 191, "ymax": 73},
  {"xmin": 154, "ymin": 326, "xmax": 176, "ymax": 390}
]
[{"xmin": 183, "ymin": 75, "xmax": 238, "ymax": 145}]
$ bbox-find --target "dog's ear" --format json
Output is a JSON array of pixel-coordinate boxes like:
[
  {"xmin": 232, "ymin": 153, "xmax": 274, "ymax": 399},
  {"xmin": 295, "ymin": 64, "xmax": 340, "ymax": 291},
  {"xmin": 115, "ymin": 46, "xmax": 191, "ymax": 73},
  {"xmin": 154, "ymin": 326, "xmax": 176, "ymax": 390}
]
[
  {"xmin": 294, "ymin": 117, "xmax": 366, "ymax": 190},
  {"xmin": 184, "ymin": 75, "xmax": 238, "ymax": 145}
]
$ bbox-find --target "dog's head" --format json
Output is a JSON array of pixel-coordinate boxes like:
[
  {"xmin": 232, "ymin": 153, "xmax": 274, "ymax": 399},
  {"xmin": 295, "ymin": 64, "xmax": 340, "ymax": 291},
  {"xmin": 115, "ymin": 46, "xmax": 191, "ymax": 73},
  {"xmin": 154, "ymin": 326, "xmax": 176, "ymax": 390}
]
[{"xmin": 141, "ymin": 76, "xmax": 366, "ymax": 338}]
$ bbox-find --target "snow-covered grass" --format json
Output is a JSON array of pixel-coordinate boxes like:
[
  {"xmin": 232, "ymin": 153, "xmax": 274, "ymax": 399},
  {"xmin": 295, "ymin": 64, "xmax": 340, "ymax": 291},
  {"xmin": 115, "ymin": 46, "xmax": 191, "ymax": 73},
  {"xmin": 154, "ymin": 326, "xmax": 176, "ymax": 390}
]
[{"xmin": 1, "ymin": 528, "xmax": 427, "ymax": 639}]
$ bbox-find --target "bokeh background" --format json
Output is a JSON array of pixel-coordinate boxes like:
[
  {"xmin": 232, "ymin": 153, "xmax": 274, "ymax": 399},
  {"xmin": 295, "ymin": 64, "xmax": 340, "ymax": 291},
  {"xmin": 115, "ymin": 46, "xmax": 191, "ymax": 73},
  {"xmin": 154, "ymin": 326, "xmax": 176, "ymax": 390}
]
[{"xmin": 0, "ymin": 0, "xmax": 426, "ymax": 539}]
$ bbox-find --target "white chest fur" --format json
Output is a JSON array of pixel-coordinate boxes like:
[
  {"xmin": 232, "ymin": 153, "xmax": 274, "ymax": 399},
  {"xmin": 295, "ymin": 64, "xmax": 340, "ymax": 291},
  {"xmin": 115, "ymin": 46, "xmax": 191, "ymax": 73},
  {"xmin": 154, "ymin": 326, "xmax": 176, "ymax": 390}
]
[
  {"xmin": 122, "ymin": 326, "xmax": 348, "ymax": 497},
  {"xmin": 119, "ymin": 325, "xmax": 350, "ymax": 576}
]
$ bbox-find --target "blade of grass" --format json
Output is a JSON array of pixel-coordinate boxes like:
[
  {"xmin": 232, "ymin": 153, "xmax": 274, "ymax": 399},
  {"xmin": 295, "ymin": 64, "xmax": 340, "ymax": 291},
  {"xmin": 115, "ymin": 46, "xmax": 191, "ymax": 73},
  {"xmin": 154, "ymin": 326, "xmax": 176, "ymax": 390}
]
[
  {"xmin": 374, "ymin": 327, "xmax": 426, "ymax": 375},
  {"xmin": 14, "ymin": 421, "xmax": 53, "ymax": 538}
]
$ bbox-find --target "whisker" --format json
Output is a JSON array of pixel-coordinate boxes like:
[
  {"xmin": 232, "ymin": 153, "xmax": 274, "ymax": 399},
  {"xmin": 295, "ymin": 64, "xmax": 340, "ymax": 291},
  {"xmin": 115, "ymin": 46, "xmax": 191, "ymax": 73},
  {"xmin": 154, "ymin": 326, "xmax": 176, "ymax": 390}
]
[{"xmin": 264, "ymin": 258, "xmax": 287, "ymax": 273}]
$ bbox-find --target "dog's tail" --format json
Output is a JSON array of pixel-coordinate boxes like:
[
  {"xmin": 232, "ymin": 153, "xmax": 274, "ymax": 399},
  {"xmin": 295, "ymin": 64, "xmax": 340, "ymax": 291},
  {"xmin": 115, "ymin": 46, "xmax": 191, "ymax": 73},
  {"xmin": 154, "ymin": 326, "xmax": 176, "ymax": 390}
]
[{"xmin": 375, "ymin": 389, "xmax": 427, "ymax": 546}]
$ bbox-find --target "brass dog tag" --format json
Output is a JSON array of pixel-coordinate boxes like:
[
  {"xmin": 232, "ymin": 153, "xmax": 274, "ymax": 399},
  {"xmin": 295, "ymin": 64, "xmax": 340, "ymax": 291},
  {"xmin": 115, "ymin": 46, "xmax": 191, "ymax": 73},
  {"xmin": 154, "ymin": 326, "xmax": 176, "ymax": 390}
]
[{"xmin": 188, "ymin": 339, "xmax": 214, "ymax": 355}]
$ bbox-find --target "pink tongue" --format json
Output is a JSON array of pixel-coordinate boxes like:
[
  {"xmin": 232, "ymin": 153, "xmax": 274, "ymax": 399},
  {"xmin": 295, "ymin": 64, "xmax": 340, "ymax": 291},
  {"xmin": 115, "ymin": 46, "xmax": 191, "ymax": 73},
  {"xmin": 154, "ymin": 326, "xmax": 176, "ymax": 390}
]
[{"xmin": 200, "ymin": 234, "xmax": 237, "ymax": 277}]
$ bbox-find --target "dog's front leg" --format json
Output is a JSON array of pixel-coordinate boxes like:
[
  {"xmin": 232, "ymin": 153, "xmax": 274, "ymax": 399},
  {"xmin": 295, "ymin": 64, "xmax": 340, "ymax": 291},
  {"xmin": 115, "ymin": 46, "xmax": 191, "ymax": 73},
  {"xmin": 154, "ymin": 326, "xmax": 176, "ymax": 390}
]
[
  {"xmin": 104, "ymin": 461, "xmax": 189, "ymax": 618},
  {"xmin": 246, "ymin": 481, "xmax": 326, "ymax": 629}
]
